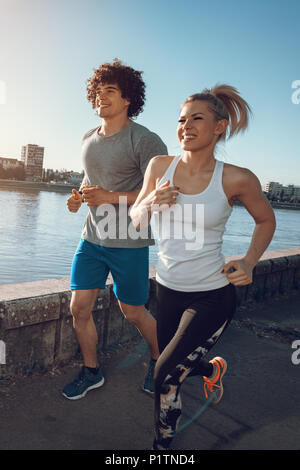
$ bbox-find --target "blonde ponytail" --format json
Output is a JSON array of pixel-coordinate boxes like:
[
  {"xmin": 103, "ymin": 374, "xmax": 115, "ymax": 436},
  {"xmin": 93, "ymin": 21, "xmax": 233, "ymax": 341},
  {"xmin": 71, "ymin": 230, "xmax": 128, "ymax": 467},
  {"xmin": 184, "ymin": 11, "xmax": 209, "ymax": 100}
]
[{"xmin": 185, "ymin": 84, "xmax": 252, "ymax": 141}]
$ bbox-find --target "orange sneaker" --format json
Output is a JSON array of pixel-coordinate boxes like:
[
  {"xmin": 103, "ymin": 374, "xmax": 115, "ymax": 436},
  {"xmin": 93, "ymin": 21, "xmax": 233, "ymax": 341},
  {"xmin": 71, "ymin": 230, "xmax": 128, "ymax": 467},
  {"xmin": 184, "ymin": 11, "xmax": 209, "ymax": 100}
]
[{"xmin": 203, "ymin": 357, "xmax": 227, "ymax": 405}]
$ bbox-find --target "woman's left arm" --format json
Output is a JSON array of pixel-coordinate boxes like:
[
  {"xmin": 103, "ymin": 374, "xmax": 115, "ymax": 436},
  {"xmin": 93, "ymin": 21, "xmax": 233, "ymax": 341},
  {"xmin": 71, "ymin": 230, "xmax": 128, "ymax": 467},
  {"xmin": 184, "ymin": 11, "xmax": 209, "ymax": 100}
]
[{"xmin": 223, "ymin": 169, "xmax": 276, "ymax": 286}]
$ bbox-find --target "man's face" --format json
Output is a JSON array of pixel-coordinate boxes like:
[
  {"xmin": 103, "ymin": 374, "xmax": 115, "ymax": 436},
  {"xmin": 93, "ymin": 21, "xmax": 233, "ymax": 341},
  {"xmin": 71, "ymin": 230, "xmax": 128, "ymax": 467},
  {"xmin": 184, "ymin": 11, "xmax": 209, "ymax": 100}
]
[{"xmin": 95, "ymin": 83, "xmax": 130, "ymax": 119}]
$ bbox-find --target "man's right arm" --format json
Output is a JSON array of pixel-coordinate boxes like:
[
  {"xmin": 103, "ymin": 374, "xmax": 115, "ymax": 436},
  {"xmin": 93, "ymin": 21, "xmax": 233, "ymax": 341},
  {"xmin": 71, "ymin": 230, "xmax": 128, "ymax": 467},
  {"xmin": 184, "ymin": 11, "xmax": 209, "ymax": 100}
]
[{"xmin": 67, "ymin": 175, "xmax": 86, "ymax": 213}]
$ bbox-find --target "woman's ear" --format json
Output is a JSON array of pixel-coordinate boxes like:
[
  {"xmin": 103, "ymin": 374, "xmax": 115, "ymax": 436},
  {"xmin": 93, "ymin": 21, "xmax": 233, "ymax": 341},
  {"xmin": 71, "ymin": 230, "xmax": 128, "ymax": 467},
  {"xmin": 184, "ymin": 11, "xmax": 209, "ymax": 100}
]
[{"xmin": 214, "ymin": 119, "xmax": 228, "ymax": 136}]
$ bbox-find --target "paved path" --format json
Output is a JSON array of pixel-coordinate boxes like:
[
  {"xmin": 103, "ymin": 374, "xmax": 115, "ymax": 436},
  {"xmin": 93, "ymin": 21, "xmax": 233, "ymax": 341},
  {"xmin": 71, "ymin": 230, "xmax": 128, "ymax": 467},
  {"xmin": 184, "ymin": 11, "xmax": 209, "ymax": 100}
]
[{"xmin": 0, "ymin": 293, "xmax": 299, "ymax": 451}]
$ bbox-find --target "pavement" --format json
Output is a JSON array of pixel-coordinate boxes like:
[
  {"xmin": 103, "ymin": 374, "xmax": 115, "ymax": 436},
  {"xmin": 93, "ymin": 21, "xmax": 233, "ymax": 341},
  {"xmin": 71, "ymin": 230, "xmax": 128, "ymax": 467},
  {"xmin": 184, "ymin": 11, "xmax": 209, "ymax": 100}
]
[{"xmin": 0, "ymin": 291, "xmax": 299, "ymax": 452}]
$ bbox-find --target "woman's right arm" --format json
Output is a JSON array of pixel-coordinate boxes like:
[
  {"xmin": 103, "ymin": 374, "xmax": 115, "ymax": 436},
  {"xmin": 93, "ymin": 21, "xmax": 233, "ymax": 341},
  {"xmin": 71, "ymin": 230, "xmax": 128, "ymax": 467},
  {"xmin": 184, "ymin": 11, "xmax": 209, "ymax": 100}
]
[{"xmin": 130, "ymin": 156, "xmax": 179, "ymax": 230}]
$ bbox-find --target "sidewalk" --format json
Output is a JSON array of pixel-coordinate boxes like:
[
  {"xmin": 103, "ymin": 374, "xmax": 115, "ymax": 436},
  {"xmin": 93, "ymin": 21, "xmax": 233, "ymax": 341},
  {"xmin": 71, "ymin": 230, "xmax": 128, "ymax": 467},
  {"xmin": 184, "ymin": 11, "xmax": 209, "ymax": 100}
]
[{"xmin": 0, "ymin": 292, "xmax": 299, "ymax": 451}]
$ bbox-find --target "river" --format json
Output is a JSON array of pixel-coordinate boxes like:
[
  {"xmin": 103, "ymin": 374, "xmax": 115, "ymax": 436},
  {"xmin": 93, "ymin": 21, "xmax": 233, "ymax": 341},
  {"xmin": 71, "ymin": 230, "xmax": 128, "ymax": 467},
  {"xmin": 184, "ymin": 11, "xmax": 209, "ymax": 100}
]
[{"xmin": 0, "ymin": 187, "xmax": 299, "ymax": 285}]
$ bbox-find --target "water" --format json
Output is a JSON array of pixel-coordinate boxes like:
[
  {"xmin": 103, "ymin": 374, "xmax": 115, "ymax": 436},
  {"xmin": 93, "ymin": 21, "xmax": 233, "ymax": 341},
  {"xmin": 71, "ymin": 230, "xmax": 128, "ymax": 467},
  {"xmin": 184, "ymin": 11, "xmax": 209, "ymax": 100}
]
[{"xmin": 0, "ymin": 187, "xmax": 299, "ymax": 285}]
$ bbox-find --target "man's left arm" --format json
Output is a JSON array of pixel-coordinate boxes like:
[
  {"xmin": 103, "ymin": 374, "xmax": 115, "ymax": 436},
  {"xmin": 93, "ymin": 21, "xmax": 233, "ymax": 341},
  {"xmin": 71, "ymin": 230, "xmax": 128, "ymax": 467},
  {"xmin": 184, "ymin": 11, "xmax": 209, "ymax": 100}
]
[{"xmin": 137, "ymin": 132, "xmax": 168, "ymax": 176}]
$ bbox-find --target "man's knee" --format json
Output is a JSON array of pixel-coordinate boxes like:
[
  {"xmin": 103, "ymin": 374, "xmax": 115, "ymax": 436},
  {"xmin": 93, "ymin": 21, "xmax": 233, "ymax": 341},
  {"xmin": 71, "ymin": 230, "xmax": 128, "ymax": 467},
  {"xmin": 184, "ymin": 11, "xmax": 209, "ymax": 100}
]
[
  {"xmin": 70, "ymin": 291, "xmax": 98, "ymax": 322},
  {"xmin": 70, "ymin": 301, "xmax": 91, "ymax": 321},
  {"xmin": 119, "ymin": 302, "xmax": 145, "ymax": 325}
]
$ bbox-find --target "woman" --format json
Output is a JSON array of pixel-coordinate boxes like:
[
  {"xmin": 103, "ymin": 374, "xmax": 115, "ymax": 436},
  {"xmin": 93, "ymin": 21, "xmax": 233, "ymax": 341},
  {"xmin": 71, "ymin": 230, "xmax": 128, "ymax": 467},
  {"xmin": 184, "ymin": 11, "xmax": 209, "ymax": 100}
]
[{"xmin": 130, "ymin": 85, "xmax": 276, "ymax": 450}]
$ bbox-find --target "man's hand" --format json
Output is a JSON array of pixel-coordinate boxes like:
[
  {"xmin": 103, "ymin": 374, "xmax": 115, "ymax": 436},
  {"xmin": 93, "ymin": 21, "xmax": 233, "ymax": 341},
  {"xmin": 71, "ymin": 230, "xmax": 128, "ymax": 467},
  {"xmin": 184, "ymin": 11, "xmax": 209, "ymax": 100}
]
[
  {"xmin": 67, "ymin": 189, "xmax": 82, "ymax": 213},
  {"xmin": 81, "ymin": 185, "xmax": 111, "ymax": 206}
]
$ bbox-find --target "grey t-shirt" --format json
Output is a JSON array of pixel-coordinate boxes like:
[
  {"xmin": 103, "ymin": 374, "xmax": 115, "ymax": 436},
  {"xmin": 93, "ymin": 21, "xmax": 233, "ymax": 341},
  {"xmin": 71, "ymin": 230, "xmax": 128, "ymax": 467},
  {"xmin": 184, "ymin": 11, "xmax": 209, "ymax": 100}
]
[{"xmin": 80, "ymin": 120, "xmax": 168, "ymax": 248}]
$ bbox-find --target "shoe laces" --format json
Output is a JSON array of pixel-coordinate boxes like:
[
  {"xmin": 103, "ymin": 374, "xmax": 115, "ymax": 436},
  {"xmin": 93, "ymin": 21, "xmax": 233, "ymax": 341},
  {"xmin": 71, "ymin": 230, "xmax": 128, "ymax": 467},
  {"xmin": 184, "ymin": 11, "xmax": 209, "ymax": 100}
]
[
  {"xmin": 73, "ymin": 368, "xmax": 88, "ymax": 387},
  {"xmin": 203, "ymin": 376, "xmax": 220, "ymax": 399}
]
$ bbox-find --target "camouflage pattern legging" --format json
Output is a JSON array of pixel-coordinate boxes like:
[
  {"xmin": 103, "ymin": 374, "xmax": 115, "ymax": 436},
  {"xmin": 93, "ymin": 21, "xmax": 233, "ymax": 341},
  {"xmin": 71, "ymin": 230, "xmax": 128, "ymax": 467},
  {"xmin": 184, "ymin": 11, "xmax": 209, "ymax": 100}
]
[{"xmin": 153, "ymin": 282, "xmax": 236, "ymax": 450}]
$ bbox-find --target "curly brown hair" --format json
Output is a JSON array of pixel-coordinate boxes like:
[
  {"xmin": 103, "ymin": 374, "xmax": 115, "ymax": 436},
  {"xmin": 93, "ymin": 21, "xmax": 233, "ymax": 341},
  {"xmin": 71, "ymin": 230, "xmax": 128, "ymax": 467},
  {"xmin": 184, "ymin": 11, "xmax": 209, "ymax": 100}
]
[{"xmin": 86, "ymin": 58, "xmax": 146, "ymax": 119}]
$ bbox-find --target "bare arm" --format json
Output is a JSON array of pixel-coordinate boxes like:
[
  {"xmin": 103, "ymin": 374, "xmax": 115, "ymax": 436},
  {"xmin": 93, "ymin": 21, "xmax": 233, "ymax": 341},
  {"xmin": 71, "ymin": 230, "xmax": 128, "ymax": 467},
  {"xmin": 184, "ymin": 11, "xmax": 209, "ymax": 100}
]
[
  {"xmin": 67, "ymin": 175, "xmax": 86, "ymax": 213},
  {"xmin": 130, "ymin": 156, "xmax": 179, "ymax": 229},
  {"xmin": 81, "ymin": 186, "xmax": 141, "ymax": 206},
  {"xmin": 130, "ymin": 157, "xmax": 159, "ymax": 228},
  {"xmin": 223, "ymin": 169, "xmax": 276, "ymax": 285}
]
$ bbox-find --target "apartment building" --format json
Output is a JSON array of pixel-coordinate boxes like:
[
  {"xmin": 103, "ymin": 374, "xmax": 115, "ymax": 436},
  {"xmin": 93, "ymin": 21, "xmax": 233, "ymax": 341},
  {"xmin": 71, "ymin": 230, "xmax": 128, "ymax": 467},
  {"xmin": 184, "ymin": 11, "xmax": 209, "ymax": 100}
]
[
  {"xmin": 0, "ymin": 157, "xmax": 24, "ymax": 169},
  {"xmin": 262, "ymin": 181, "xmax": 300, "ymax": 200},
  {"xmin": 21, "ymin": 144, "xmax": 44, "ymax": 181}
]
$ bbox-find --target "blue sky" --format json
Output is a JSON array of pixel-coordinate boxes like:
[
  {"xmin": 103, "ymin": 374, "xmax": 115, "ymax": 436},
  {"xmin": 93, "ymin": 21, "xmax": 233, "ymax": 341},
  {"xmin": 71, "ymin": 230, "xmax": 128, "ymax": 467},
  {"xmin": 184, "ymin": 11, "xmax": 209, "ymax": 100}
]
[{"xmin": 0, "ymin": 0, "xmax": 299, "ymax": 185}]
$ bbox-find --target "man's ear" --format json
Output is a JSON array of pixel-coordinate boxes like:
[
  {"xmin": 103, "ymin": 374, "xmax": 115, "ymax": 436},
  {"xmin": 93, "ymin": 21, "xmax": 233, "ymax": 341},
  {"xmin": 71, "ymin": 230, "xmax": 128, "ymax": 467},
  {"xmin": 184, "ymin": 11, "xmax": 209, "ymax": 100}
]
[{"xmin": 124, "ymin": 97, "xmax": 131, "ymax": 108}]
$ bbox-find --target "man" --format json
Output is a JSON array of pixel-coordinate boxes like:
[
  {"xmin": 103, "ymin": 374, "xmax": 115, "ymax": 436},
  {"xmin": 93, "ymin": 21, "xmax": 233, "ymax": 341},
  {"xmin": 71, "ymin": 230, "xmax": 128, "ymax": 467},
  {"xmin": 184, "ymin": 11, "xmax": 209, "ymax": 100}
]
[{"xmin": 62, "ymin": 59, "xmax": 168, "ymax": 400}]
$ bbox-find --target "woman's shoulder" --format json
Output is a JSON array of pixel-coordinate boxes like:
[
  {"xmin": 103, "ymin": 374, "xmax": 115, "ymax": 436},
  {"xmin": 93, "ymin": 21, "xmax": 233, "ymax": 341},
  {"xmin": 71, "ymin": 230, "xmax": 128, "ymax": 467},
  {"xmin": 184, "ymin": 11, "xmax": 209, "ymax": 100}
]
[
  {"xmin": 146, "ymin": 155, "xmax": 178, "ymax": 186},
  {"xmin": 223, "ymin": 162, "xmax": 258, "ymax": 183},
  {"xmin": 149, "ymin": 155, "xmax": 177, "ymax": 174},
  {"xmin": 223, "ymin": 162, "xmax": 261, "ymax": 195}
]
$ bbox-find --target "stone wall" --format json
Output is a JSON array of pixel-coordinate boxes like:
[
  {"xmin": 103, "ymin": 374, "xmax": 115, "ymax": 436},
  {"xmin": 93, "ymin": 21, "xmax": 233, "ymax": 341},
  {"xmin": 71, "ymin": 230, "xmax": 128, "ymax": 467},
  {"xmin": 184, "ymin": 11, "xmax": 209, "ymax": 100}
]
[{"xmin": 0, "ymin": 248, "xmax": 299, "ymax": 379}]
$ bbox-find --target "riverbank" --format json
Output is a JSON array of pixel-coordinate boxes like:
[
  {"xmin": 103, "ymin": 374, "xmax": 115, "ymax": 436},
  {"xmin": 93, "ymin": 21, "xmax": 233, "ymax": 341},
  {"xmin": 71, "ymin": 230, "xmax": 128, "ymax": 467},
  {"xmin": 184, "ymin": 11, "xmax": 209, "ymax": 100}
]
[
  {"xmin": 0, "ymin": 178, "xmax": 79, "ymax": 193},
  {"xmin": 1, "ymin": 179, "xmax": 300, "ymax": 209},
  {"xmin": 268, "ymin": 201, "xmax": 300, "ymax": 210},
  {"xmin": 234, "ymin": 199, "xmax": 300, "ymax": 211}
]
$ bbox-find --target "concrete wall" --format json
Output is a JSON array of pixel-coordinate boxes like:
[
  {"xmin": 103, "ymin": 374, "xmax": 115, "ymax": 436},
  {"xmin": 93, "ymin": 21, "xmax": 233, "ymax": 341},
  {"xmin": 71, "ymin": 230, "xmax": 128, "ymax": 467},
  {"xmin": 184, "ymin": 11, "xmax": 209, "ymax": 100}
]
[{"xmin": 0, "ymin": 248, "xmax": 299, "ymax": 378}]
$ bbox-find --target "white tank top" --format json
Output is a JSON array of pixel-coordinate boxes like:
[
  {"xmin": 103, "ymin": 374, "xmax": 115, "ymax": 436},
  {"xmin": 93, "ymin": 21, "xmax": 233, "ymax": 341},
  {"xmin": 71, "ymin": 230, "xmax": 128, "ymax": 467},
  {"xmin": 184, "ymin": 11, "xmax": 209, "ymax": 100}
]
[{"xmin": 153, "ymin": 155, "xmax": 232, "ymax": 292}]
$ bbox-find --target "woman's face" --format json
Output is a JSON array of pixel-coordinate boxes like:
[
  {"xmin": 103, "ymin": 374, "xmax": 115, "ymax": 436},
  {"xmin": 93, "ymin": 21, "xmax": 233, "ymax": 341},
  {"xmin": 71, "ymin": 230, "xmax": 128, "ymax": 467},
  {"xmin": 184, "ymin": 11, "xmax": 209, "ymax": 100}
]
[{"xmin": 177, "ymin": 100, "xmax": 225, "ymax": 151}]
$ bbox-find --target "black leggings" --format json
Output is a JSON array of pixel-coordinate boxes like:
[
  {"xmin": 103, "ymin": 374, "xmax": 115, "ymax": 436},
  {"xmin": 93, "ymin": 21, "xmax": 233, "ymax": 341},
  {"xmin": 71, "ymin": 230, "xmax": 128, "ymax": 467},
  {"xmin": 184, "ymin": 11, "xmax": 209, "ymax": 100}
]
[{"xmin": 153, "ymin": 281, "xmax": 236, "ymax": 449}]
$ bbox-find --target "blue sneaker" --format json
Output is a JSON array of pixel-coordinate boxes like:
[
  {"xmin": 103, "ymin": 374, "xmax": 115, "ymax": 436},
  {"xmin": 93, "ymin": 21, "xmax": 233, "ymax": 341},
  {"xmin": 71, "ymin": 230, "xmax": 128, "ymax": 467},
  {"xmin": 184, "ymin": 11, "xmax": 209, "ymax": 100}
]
[
  {"xmin": 142, "ymin": 358, "xmax": 156, "ymax": 395},
  {"xmin": 62, "ymin": 366, "xmax": 104, "ymax": 400}
]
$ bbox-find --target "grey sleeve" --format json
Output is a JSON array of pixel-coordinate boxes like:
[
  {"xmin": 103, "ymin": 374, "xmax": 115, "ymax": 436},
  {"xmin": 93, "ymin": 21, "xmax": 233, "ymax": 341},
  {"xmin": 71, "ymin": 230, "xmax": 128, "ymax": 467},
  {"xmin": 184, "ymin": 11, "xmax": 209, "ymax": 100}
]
[
  {"xmin": 79, "ymin": 174, "xmax": 88, "ymax": 190},
  {"xmin": 135, "ymin": 133, "xmax": 168, "ymax": 175}
]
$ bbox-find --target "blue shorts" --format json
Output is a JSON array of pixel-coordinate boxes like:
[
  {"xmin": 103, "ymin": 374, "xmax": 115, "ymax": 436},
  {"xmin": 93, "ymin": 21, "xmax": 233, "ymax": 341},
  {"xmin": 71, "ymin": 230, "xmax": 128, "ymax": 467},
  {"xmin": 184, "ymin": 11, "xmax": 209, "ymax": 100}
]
[{"xmin": 70, "ymin": 239, "xmax": 149, "ymax": 306}]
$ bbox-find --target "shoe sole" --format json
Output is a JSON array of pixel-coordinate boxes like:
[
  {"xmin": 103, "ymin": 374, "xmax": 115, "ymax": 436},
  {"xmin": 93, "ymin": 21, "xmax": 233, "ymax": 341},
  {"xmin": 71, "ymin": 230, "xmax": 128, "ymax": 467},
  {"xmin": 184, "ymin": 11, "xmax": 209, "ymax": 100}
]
[
  {"xmin": 212, "ymin": 357, "xmax": 227, "ymax": 405},
  {"xmin": 62, "ymin": 377, "xmax": 105, "ymax": 400},
  {"xmin": 141, "ymin": 385, "xmax": 154, "ymax": 396}
]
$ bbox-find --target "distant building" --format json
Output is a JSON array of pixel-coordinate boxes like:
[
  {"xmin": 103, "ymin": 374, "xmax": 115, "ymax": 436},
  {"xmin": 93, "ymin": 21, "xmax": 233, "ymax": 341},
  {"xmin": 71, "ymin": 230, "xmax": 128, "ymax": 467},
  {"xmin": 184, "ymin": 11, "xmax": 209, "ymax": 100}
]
[
  {"xmin": 263, "ymin": 181, "xmax": 300, "ymax": 200},
  {"xmin": 262, "ymin": 181, "xmax": 282, "ymax": 197},
  {"xmin": 68, "ymin": 172, "xmax": 83, "ymax": 185},
  {"xmin": 293, "ymin": 186, "xmax": 300, "ymax": 198},
  {"xmin": 21, "ymin": 144, "xmax": 44, "ymax": 181},
  {"xmin": 0, "ymin": 157, "xmax": 24, "ymax": 169}
]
